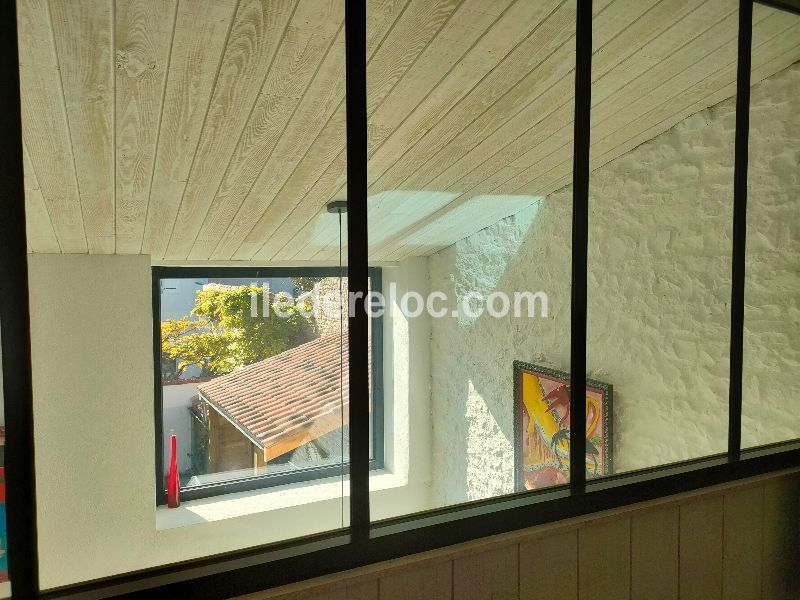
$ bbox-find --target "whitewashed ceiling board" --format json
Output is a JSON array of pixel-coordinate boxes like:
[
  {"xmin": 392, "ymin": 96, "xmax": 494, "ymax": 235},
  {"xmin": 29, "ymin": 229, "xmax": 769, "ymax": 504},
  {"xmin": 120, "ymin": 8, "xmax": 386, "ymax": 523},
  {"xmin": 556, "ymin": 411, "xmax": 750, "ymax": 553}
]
[
  {"xmin": 114, "ymin": 0, "xmax": 176, "ymax": 254},
  {"xmin": 17, "ymin": 0, "xmax": 800, "ymax": 262},
  {"xmin": 17, "ymin": 0, "xmax": 87, "ymax": 253},
  {"xmin": 49, "ymin": 0, "xmax": 115, "ymax": 253},
  {"xmin": 140, "ymin": 0, "xmax": 239, "ymax": 257}
]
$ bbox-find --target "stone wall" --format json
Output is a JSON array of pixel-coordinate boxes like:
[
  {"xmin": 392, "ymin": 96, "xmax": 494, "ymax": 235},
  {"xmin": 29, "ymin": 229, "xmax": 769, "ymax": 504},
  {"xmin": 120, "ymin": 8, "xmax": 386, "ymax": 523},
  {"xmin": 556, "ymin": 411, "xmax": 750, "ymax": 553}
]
[{"xmin": 427, "ymin": 62, "xmax": 800, "ymax": 506}]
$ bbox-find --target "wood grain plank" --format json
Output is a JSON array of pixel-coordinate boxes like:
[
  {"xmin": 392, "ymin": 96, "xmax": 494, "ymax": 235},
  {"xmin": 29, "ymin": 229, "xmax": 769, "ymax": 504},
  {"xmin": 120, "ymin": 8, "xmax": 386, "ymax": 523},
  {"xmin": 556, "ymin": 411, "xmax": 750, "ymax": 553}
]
[
  {"xmin": 370, "ymin": 0, "xmax": 591, "ymax": 195},
  {"xmin": 380, "ymin": 561, "xmax": 452, "ymax": 600},
  {"xmin": 266, "ymin": 579, "xmax": 378, "ymax": 600},
  {"xmin": 164, "ymin": 0, "xmax": 296, "ymax": 259},
  {"xmin": 383, "ymin": 5, "xmax": 799, "ymax": 261},
  {"xmin": 519, "ymin": 530, "xmax": 577, "ymax": 600},
  {"xmin": 49, "ymin": 0, "xmax": 115, "ymax": 253},
  {"xmin": 631, "ymin": 507, "xmax": 679, "ymax": 600},
  {"xmin": 228, "ymin": 0, "xmax": 458, "ymax": 261},
  {"xmin": 723, "ymin": 485, "xmax": 764, "ymax": 600},
  {"xmin": 578, "ymin": 518, "xmax": 631, "ymax": 600},
  {"xmin": 23, "ymin": 144, "xmax": 61, "ymax": 253},
  {"xmin": 507, "ymin": 10, "xmax": 800, "ymax": 201},
  {"xmin": 188, "ymin": 0, "xmax": 344, "ymax": 260},
  {"xmin": 114, "ymin": 0, "xmax": 176, "ymax": 253},
  {"xmin": 244, "ymin": 0, "xmax": 465, "ymax": 261},
  {"xmin": 453, "ymin": 545, "xmax": 518, "ymax": 600},
  {"xmin": 680, "ymin": 495, "xmax": 724, "ymax": 600},
  {"xmin": 141, "ymin": 0, "xmax": 238, "ymax": 258},
  {"xmin": 17, "ymin": 0, "xmax": 87, "ymax": 253},
  {"xmin": 761, "ymin": 475, "xmax": 800, "ymax": 600}
]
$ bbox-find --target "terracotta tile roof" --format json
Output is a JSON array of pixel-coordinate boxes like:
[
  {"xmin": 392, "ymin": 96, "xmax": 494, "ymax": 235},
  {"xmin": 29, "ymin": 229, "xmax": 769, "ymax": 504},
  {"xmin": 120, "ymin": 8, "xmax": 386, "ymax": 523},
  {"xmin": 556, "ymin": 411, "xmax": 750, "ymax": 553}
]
[{"xmin": 197, "ymin": 334, "xmax": 347, "ymax": 456}]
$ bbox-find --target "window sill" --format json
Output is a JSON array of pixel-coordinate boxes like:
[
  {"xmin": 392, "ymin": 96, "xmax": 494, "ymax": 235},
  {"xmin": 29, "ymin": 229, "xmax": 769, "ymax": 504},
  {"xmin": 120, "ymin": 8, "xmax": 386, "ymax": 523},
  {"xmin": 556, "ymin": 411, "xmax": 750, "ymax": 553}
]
[{"xmin": 156, "ymin": 469, "xmax": 412, "ymax": 531}]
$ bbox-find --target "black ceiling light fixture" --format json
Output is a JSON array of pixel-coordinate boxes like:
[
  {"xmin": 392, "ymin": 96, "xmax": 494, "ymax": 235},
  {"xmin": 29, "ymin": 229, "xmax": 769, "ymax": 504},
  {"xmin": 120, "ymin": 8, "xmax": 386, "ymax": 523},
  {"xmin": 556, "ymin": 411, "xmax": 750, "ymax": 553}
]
[{"xmin": 326, "ymin": 199, "xmax": 348, "ymax": 214}]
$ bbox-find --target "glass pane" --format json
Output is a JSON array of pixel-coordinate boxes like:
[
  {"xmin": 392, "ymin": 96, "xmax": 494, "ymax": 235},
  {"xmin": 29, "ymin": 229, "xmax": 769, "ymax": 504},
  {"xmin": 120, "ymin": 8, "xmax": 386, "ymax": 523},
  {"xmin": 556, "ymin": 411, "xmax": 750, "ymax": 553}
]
[
  {"xmin": 19, "ymin": 0, "xmax": 349, "ymax": 585},
  {"xmin": 742, "ymin": 6, "xmax": 800, "ymax": 448},
  {"xmin": 587, "ymin": 0, "xmax": 749, "ymax": 475},
  {"xmin": 366, "ymin": 0, "xmax": 577, "ymax": 519},
  {"xmin": 158, "ymin": 274, "xmax": 347, "ymax": 488}
]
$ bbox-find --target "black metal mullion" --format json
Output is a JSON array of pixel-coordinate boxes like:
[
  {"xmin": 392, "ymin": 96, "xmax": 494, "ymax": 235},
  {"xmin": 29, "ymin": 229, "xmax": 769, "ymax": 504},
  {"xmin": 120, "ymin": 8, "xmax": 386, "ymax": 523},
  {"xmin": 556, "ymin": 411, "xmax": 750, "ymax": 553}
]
[
  {"xmin": 569, "ymin": 0, "xmax": 592, "ymax": 489},
  {"xmin": 728, "ymin": 0, "xmax": 753, "ymax": 461},
  {"xmin": 0, "ymin": 1, "xmax": 40, "ymax": 596},
  {"xmin": 344, "ymin": 0, "xmax": 370, "ymax": 539}
]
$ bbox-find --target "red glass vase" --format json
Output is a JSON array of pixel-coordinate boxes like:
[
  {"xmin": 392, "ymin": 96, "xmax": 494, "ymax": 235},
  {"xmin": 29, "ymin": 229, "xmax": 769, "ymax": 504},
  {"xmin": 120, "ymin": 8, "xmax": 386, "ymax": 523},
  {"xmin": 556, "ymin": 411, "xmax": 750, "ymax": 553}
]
[{"xmin": 167, "ymin": 433, "xmax": 180, "ymax": 508}]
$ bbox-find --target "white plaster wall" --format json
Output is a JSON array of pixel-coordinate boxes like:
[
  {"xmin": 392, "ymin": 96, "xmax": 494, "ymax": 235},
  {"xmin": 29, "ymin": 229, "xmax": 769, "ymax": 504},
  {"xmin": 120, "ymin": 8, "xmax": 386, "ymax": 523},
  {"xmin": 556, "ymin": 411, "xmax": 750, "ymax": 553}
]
[
  {"xmin": 428, "ymin": 62, "xmax": 800, "ymax": 506},
  {"xmin": 742, "ymin": 64, "xmax": 800, "ymax": 447},
  {"xmin": 28, "ymin": 254, "xmax": 432, "ymax": 588},
  {"xmin": 162, "ymin": 382, "xmax": 199, "ymax": 474}
]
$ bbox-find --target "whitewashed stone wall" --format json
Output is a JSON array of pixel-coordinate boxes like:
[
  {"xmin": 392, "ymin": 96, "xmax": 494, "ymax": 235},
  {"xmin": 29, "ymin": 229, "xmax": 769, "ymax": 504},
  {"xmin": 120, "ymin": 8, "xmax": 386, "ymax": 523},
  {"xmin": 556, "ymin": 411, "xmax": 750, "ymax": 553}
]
[{"xmin": 427, "ymin": 62, "xmax": 800, "ymax": 506}]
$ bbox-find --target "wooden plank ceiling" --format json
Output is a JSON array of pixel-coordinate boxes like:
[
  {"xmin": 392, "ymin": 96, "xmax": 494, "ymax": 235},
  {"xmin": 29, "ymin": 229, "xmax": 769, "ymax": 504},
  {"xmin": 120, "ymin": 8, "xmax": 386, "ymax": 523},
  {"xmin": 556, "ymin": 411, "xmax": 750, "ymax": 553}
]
[{"xmin": 17, "ymin": 0, "xmax": 800, "ymax": 263}]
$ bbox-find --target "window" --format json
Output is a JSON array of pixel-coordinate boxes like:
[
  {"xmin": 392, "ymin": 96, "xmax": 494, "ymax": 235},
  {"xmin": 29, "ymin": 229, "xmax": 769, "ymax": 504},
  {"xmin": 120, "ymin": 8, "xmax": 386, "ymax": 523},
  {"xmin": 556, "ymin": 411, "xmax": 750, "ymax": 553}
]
[
  {"xmin": 153, "ymin": 267, "xmax": 384, "ymax": 503},
  {"xmin": 4, "ymin": 0, "xmax": 800, "ymax": 596}
]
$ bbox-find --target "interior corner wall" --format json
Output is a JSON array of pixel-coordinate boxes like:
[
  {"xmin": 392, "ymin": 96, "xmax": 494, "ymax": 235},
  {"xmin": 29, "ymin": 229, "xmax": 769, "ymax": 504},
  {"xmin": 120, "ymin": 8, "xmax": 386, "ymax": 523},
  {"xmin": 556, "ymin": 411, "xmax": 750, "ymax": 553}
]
[{"xmin": 428, "ymin": 62, "xmax": 800, "ymax": 506}]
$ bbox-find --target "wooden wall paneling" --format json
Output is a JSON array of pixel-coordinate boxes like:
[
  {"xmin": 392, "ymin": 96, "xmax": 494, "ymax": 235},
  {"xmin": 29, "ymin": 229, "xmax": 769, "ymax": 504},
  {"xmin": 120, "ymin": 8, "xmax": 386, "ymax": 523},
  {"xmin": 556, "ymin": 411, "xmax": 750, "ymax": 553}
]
[
  {"xmin": 140, "ymin": 0, "xmax": 238, "ymax": 257},
  {"xmin": 761, "ymin": 475, "xmax": 800, "ymax": 599},
  {"xmin": 498, "ymin": 6, "xmax": 792, "ymax": 201},
  {"xmin": 368, "ymin": 0, "xmax": 571, "ymax": 196},
  {"xmin": 453, "ymin": 545, "xmax": 519, "ymax": 600},
  {"xmin": 630, "ymin": 506, "xmax": 679, "ymax": 600},
  {"xmin": 519, "ymin": 529, "xmax": 578, "ymax": 600},
  {"xmin": 114, "ymin": 0, "xmax": 177, "ymax": 254},
  {"xmin": 379, "ymin": 561, "xmax": 452, "ymax": 600},
  {"xmin": 229, "ymin": 0, "xmax": 460, "ymax": 262},
  {"xmin": 164, "ymin": 0, "xmax": 296, "ymax": 259},
  {"xmin": 22, "ymin": 143, "xmax": 60, "ymax": 253},
  {"xmin": 17, "ymin": 0, "xmax": 88, "ymax": 253},
  {"xmin": 269, "ymin": 579, "xmax": 379, "ymax": 600},
  {"xmin": 189, "ymin": 0, "xmax": 345, "ymax": 260},
  {"xmin": 722, "ymin": 485, "xmax": 764, "ymax": 600},
  {"xmin": 413, "ymin": 0, "xmax": 700, "ymax": 197},
  {"xmin": 680, "ymin": 494, "xmax": 724, "ymax": 600},
  {"xmin": 49, "ymin": 0, "xmax": 115, "ymax": 254},
  {"xmin": 220, "ymin": 0, "xmax": 409, "ymax": 262},
  {"xmin": 578, "ymin": 517, "xmax": 631, "ymax": 600}
]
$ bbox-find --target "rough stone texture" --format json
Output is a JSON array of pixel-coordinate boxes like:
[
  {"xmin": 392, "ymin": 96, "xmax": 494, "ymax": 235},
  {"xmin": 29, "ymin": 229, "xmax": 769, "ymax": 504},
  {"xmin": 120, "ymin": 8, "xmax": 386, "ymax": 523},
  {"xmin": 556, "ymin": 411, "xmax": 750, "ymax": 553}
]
[{"xmin": 428, "ymin": 62, "xmax": 800, "ymax": 506}]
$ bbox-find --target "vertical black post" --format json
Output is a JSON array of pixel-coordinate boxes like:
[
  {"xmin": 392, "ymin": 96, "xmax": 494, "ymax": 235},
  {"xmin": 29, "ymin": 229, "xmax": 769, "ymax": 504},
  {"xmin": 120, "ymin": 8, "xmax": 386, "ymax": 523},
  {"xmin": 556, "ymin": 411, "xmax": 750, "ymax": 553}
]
[
  {"xmin": 570, "ymin": 0, "xmax": 592, "ymax": 490},
  {"xmin": 728, "ymin": 0, "xmax": 753, "ymax": 461},
  {"xmin": 0, "ymin": 1, "xmax": 40, "ymax": 597},
  {"xmin": 344, "ymin": 0, "xmax": 370, "ymax": 539}
]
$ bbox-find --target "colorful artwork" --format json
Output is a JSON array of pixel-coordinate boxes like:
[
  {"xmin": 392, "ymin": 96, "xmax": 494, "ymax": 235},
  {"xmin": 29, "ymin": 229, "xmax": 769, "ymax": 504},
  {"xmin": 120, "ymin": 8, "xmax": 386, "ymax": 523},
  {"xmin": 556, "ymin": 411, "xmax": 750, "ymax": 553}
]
[{"xmin": 514, "ymin": 361, "xmax": 612, "ymax": 491}]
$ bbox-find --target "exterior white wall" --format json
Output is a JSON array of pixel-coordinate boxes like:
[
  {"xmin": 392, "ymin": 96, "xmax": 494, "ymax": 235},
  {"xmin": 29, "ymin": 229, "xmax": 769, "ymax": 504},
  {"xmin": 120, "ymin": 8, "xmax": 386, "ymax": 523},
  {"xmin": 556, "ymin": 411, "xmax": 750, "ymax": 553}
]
[
  {"xmin": 162, "ymin": 382, "xmax": 199, "ymax": 474},
  {"xmin": 27, "ymin": 254, "xmax": 432, "ymax": 589},
  {"xmin": 428, "ymin": 63, "xmax": 800, "ymax": 506}
]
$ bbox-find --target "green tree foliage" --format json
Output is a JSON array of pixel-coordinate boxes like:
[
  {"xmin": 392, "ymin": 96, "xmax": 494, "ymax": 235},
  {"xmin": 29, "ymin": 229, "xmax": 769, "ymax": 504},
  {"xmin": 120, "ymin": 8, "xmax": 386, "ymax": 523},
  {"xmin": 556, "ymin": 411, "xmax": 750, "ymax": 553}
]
[{"xmin": 161, "ymin": 285, "xmax": 314, "ymax": 380}]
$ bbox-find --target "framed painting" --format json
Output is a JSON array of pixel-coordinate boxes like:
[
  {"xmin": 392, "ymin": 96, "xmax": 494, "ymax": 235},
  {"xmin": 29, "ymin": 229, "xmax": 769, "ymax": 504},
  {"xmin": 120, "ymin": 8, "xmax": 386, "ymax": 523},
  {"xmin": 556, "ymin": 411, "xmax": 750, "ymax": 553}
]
[{"xmin": 513, "ymin": 361, "xmax": 613, "ymax": 491}]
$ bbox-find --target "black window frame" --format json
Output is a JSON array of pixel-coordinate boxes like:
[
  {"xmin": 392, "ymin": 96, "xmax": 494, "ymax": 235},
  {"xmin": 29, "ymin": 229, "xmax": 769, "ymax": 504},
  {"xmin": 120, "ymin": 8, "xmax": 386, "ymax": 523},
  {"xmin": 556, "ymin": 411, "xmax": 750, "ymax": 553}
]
[
  {"xmin": 2, "ymin": 0, "xmax": 800, "ymax": 598},
  {"xmin": 152, "ymin": 266, "xmax": 385, "ymax": 505}
]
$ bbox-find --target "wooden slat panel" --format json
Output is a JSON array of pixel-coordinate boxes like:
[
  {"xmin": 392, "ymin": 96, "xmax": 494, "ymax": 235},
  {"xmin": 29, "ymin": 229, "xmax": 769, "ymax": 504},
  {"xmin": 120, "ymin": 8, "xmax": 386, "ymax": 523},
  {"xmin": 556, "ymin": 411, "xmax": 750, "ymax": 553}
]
[
  {"xmin": 723, "ymin": 485, "xmax": 764, "ymax": 600},
  {"xmin": 631, "ymin": 507, "xmax": 679, "ymax": 600},
  {"xmin": 380, "ymin": 561, "xmax": 452, "ymax": 600},
  {"xmin": 17, "ymin": 0, "xmax": 87, "ymax": 253},
  {"xmin": 164, "ymin": 0, "xmax": 296, "ymax": 259},
  {"xmin": 22, "ymin": 144, "xmax": 61, "ymax": 253},
  {"xmin": 230, "ymin": 0, "xmax": 460, "ymax": 261},
  {"xmin": 519, "ymin": 530, "xmax": 577, "ymax": 600},
  {"xmin": 680, "ymin": 495, "xmax": 724, "ymax": 600},
  {"xmin": 453, "ymin": 546, "xmax": 518, "ymax": 600},
  {"xmin": 267, "ymin": 579, "xmax": 378, "ymax": 600},
  {"xmin": 188, "ymin": 0, "xmax": 345, "ymax": 260},
  {"xmin": 761, "ymin": 475, "xmax": 800, "ymax": 599},
  {"xmin": 141, "ymin": 0, "xmax": 238, "ymax": 257},
  {"xmin": 49, "ymin": 0, "xmax": 115, "ymax": 253},
  {"xmin": 385, "ymin": 6, "xmax": 800, "ymax": 261},
  {"xmin": 578, "ymin": 518, "xmax": 631, "ymax": 600},
  {"xmin": 114, "ymin": 0, "xmax": 176, "ymax": 253}
]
